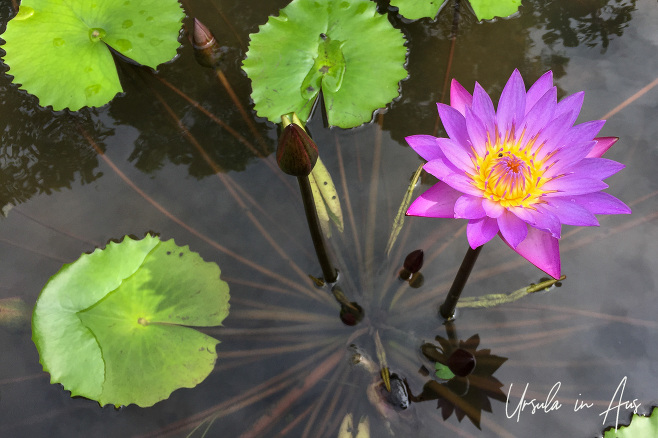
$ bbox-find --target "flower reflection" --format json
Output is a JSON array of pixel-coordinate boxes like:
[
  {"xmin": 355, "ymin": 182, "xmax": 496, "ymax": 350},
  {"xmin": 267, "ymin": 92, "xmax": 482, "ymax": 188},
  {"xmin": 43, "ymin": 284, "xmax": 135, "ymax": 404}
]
[{"xmin": 409, "ymin": 328, "xmax": 507, "ymax": 429}]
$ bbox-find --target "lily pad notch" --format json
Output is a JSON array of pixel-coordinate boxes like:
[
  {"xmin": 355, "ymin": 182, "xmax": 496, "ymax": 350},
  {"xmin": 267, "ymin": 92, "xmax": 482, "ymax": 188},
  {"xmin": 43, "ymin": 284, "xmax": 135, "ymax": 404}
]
[
  {"xmin": 1, "ymin": 0, "xmax": 185, "ymax": 111},
  {"xmin": 32, "ymin": 234, "xmax": 230, "ymax": 407}
]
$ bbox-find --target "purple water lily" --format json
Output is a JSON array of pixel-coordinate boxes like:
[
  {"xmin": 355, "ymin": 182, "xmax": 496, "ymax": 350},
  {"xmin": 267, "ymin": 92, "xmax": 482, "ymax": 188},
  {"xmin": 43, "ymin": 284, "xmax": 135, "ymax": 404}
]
[{"xmin": 406, "ymin": 70, "xmax": 631, "ymax": 279}]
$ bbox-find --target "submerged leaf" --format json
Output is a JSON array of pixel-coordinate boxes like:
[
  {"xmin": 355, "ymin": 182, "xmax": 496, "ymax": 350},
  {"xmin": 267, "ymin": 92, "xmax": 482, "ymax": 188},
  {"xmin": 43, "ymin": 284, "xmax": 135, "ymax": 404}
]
[
  {"xmin": 1, "ymin": 0, "xmax": 184, "ymax": 111},
  {"xmin": 242, "ymin": 0, "xmax": 408, "ymax": 128},
  {"xmin": 32, "ymin": 235, "xmax": 230, "ymax": 407}
]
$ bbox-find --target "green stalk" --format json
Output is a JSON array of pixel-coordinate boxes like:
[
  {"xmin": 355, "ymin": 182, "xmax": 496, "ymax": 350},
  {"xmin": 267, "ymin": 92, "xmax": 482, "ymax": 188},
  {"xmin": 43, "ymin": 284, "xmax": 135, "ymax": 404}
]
[{"xmin": 440, "ymin": 245, "xmax": 482, "ymax": 320}]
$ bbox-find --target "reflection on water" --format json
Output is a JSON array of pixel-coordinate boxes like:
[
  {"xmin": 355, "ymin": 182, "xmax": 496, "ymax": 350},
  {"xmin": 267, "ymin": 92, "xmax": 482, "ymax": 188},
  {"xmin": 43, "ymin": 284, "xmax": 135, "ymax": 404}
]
[{"xmin": 1, "ymin": 0, "xmax": 657, "ymax": 437}]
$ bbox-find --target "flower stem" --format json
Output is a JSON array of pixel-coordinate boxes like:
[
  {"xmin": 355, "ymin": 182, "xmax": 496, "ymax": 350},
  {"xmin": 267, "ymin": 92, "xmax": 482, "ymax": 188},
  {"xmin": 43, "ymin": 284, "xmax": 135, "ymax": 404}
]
[
  {"xmin": 297, "ymin": 176, "xmax": 338, "ymax": 283},
  {"xmin": 440, "ymin": 245, "xmax": 482, "ymax": 320}
]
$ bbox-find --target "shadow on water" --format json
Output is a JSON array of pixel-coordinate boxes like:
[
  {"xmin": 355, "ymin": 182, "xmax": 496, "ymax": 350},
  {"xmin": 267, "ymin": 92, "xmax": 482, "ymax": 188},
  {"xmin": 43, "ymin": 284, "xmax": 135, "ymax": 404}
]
[{"xmin": 0, "ymin": 0, "xmax": 657, "ymax": 437}]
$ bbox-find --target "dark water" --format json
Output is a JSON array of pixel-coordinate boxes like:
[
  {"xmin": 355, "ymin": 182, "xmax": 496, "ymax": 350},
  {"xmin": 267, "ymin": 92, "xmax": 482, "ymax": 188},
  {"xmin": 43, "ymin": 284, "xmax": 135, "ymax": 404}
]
[{"xmin": 1, "ymin": 0, "xmax": 657, "ymax": 436}]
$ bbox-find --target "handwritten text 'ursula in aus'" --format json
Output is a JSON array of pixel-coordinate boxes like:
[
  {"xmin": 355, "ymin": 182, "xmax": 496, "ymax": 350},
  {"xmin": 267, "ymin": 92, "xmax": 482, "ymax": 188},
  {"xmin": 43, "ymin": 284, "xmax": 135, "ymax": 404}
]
[{"xmin": 505, "ymin": 376, "xmax": 641, "ymax": 430}]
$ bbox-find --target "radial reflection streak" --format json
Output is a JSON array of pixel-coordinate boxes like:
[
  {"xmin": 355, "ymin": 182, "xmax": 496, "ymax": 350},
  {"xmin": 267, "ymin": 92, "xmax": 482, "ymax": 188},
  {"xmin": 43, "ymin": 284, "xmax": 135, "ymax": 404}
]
[
  {"xmin": 300, "ymin": 359, "xmax": 351, "ymax": 438},
  {"xmin": 79, "ymin": 127, "xmax": 316, "ymax": 299},
  {"xmin": 273, "ymin": 401, "xmax": 318, "ymax": 438},
  {"xmin": 212, "ymin": 68, "xmax": 270, "ymax": 154},
  {"xmin": 146, "ymin": 95, "xmax": 332, "ymax": 303},
  {"xmin": 491, "ymin": 323, "xmax": 605, "ymax": 355},
  {"xmin": 221, "ymin": 276, "xmax": 304, "ymax": 298},
  {"xmin": 238, "ymin": 349, "xmax": 345, "ymax": 438},
  {"xmin": 562, "ymin": 210, "xmax": 658, "ymax": 253},
  {"xmin": 13, "ymin": 207, "xmax": 101, "ymax": 247},
  {"xmin": 229, "ymin": 309, "xmax": 337, "ymax": 325},
  {"xmin": 220, "ymin": 337, "xmax": 340, "ymax": 359},
  {"xmin": 513, "ymin": 303, "xmax": 658, "ymax": 329},
  {"xmin": 0, "ymin": 236, "xmax": 70, "ymax": 263},
  {"xmin": 364, "ymin": 115, "xmax": 385, "ymax": 294},
  {"xmin": 599, "ymin": 76, "xmax": 658, "ymax": 120},
  {"xmin": 139, "ymin": 341, "xmax": 344, "ymax": 438},
  {"xmin": 334, "ymin": 134, "xmax": 364, "ymax": 282},
  {"xmin": 155, "ymin": 76, "xmax": 259, "ymax": 156},
  {"xmin": 312, "ymin": 367, "xmax": 353, "ymax": 438},
  {"xmin": 460, "ymin": 313, "xmax": 572, "ymax": 330}
]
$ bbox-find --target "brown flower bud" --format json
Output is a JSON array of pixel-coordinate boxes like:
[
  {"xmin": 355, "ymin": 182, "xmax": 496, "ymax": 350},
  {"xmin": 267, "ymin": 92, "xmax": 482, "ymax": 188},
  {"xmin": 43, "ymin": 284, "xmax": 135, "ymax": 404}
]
[
  {"xmin": 277, "ymin": 124, "xmax": 319, "ymax": 176},
  {"xmin": 191, "ymin": 18, "xmax": 227, "ymax": 68}
]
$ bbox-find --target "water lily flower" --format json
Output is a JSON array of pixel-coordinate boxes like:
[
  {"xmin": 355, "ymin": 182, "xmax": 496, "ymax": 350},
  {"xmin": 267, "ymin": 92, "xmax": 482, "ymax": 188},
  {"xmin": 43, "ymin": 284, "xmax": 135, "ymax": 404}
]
[{"xmin": 406, "ymin": 70, "xmax": 631, "ymax": 278}]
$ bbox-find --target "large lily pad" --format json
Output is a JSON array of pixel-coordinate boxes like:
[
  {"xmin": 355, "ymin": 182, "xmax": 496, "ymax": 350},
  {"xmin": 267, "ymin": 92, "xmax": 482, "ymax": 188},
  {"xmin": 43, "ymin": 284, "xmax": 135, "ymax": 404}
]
[
  {"xmin": 32, "ymin": 235, "xmax": 230, "ymax": 407},
  {"xmin": 390, "ymin": 0, "xmax": 520, "ymax": 21},
  {"xmin": 1, "ymin": 0, "xmax": 184, "ymax": 111},
  {"xmin": 242, "ymin": 0, "xmax": 408, "ymax": 128}
]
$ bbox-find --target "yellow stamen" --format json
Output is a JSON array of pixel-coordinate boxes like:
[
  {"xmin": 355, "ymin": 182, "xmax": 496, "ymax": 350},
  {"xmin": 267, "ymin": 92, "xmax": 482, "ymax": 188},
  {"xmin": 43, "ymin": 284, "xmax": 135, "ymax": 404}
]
[{"xmin": 471, "ymin": 129, "xmax": 549, "ymax": 209}]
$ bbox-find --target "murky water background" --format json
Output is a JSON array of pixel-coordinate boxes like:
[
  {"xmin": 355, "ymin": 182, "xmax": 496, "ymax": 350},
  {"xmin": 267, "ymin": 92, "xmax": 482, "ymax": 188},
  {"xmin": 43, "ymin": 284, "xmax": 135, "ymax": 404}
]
[{"xmin": 1, "ymin": 0, "xmax": 657, "ymax": 436}]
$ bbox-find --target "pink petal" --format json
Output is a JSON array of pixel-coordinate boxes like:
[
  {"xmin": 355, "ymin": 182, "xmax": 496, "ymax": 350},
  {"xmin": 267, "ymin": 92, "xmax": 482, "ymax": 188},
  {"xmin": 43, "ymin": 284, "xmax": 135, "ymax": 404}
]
[
  {"xmin": 543, "ymin": 140, "xmax": 596, "ymax": 179},
  {"xmin": 436, "ymin": 138, "xmax": 475, "ymax": 173},
  {"xmin": 532, "ymin": 111, "xmax": 574, "ymax": 160},
  {"xmin": 525, "ymin": 71, "xmax": 554, "ymax": 114},
  {"xmin": 472, "ymin": 82, "xmax": 496, "ymax": 135},
  {"xmin": 454, "ymin": 195, "xmax": 486, "ymax": 219},
  {"xmin": 482, "ymin": 198, "xmax": 505, "ymax": 218},
  {"xmin": 467, "ymin": 217, "xmax": 499, "ymax": 248},
  {"xmin": 587, "ymin": 137, "xmax": 618, "ymax": 158},
  {"xmin": 423, "ymin": 160, "xmax": 482, "ymax": 197},
  {"xmin": 511, "ymin": 205, "xmax": 562, "ymax": 238},
  {"xmin": 405, "ymin": 135, "xmax": 444, "ymax": 162},
  {"xmin": 502, "ymin": 227, "xmax": 562, "ymax": 279},
  {"xmin": 554, "ymin": 91, "xmax": 584, "ymax": 128},
  {"xmin": 571, "ymin": 192, "xmax": 631, "ymax": 215},
  {"xmin": 543, "ymin": 197, "xmax": 600, "ymax": 226},
  {"xmin": 407, "ymin": 182, "xmax": 462, "ymax": 218},
  {"xmin": 498, "ymin": 210, "xmax": 528, "ymax": 248},
  {"xmin": 497, "ymin": 69, "xmax": 526, "ymax": 136},
  {"xmin": 465, "ymin": 107, "xmax": 489, "ymax": 156},
  {"xmin": 542, "ymin": 175, "xmax": 608, "ymax": 196},
  {"xmin": 563, "ymin": 157, "xmax": 625, "ymax": 180},
  {"xmin": 450, "ymin": 79, "xmax": 473, "ymax": 116},
  {"xmin": 437, "ymin": 103, "xmax": 470, "ymax": 148},
  {"xmin": 520, "ymin": 86, "xmax": 557, "ymax": 142}
]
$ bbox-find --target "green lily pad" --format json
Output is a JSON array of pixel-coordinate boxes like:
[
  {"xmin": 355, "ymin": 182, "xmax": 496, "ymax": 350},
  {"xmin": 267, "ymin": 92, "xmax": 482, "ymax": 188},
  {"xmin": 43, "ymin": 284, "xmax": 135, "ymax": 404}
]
[
  {"xmin": 32, "ymin": 235, "xmax": 230, "ymax": 407},
  {"xmin": 242, "ymin": 0, "xmax": 408, "ymax": 128},
  {"xmin": 468, "ymin": 0, "xmax": 521, "ymax": 20},
  {"xmin": 1, "ymin": 0, "xmax": 184, "ymax": 111},
  {"xmin": 603, "ymin": 407, "xmax": 658, "ymax": 438},
  {"xmin": 390, "ymin": 0, "xmax": 520, "ymax": 21},
  {"xmin": 389, "ymin": 0, "xmax": 446, "ymax": 21}
]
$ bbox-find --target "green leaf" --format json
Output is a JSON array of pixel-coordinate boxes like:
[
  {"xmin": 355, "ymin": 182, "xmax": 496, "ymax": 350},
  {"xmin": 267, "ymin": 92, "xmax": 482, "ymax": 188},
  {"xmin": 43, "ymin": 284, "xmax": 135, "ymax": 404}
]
[
  {"xmin": 390, "ymin": 0, "xmax": 520, "ymax": 21},
  {"xmin": 389, "ymin": 0, "xmax": 447, "ymax": 21},
  {"xmin": 603, "ymin": 407, "xmax": 658, "ymax": 438},
  {"xmin": 467, "ymin": 0, "xmax": 521, "ymax": 21},
  {"xmin": 242, "ymin": 0, "xmax": 408, "ymax": 128},
  {"xmin": 32, "ymin": 235, "xmax": 230, "ymax": 407},
  {"xmin": 434, "ymin": 362, "xmax": 455, "ymax": 380},
  {"xmin": 1, "ymin": 0, "xmax": 184, "ymax": 111}
]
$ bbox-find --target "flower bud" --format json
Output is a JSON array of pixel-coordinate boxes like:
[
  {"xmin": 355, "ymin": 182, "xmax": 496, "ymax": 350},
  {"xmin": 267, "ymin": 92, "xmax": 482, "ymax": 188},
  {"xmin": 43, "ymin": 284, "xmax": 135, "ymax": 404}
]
[
  {"xmin": 277, "ymin": 124, "xmax": 319, "ymax": 176},
  {"xmin": 191, "ymin": 18, "xmax": 227, "ymax": 68},
  {"xmin": 403, "ymin": 249, "xmax": 424, "ymax": 273}
]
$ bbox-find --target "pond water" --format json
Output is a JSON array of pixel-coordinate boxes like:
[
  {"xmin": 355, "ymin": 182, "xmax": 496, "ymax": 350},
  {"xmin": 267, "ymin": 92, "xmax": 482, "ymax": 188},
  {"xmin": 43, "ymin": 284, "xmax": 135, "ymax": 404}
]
[{"xmin": 1, "ymin": 0, "xmax": 657, "ymax": 437}]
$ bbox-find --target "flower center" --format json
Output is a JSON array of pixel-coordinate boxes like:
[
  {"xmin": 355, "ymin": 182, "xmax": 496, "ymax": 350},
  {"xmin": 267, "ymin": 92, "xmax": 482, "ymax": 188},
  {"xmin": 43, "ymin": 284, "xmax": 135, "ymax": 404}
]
[{"xmin": 471, "ymin": 134, "xmax": 548, "ymax": 208}]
